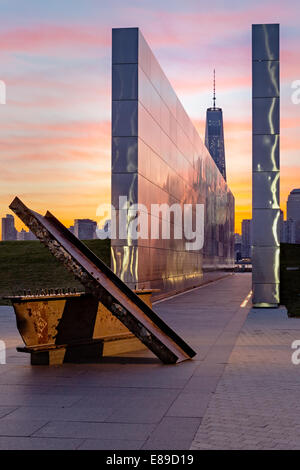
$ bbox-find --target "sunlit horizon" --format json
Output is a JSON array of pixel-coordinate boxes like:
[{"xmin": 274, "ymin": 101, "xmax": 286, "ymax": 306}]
[{"xmin": 1, "ymin": 0, "xmax": 300, "ymax": 236}]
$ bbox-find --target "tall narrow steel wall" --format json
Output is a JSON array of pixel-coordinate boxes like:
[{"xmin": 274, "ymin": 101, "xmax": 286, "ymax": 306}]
[
  {"xmin": 252, "ymin": 24, "xmax": 280, "ymax": 307},
  {"xmin": 111, "ymin": 27, "xmax": 235, "ymax": 297}
]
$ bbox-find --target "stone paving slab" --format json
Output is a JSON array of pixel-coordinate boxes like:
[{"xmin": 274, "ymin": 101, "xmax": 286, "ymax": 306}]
[
  {"xmin": 0, "ymin": 392, "xmax": 82, "ymax": 407},
  {"xmin": 78, "ymin": 439, "xmax": 144, "ymax": 450},
  {"xmin": 0, "ymin": 419, "xmax": 48, "ymax": 437},
  {"xmin": 34, "ymin": 421, "xmax": 155, "ymax": 440},
  {"xmin": 142, "ymin": 438, "xmax": 193, "ymax": 450},
  {"xmin": 166, "ymin": 391, "xmax": 213, "ymax": 418},
  {"xmin": 191, "ymin": 306, "xmax": 300, "ymax": 450},
  {"xmin": 0, "ymin": 273, "xmax": 252, "ymax": 450},
  {"xmin": 142, "ymin": 417, "xmax": 201, "ymax": 449},
  {"xmin": 3, "ymin": 405, "xmax": 114, "ymax": 422},
  {"xmin": 0, "ymin": 406, "xmax": 17, "ymax": 419}
]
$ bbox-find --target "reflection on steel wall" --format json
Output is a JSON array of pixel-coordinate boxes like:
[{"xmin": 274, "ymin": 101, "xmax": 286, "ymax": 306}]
[
  {"xmin": 111, "ymin": 27, "xmax": 234, "ymax": 296},
  {"xmin": 252, "ymin": 24, "xmax": 280, "ymax": 307}
]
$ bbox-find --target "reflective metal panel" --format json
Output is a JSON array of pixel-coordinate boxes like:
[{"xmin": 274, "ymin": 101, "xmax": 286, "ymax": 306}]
[
  {"xmin": 252, "ymin": 61, "xmax": 279, "ymax": 98},
  {"xmin": 252, "ymin": 246, "xmax": 280, "ymax": 284},
  {"xmin": 112, "ymin": 28, "xmax": 138, "ymax": 64},
  {"xmin": 252, "ymin": 24, "xmax": 280, "ymax": 306},
  {"xmin": 112, "ymin": 64, "xmax": 138, "ymax": 101},
  {"xmin": 111, "ymin": 245, "xmax": 139, "ymax": 284},
  {"xmin": 253, "ymin": 135, "xmax": 279, "ymax": 172},
  {"xmin": 111, "ymin": 173, "xmax": 138, "ymax": 209},
  {"xmin": 252, "ymin": 172, "xmax": 280, "ymax": 209},
  {"xmin": 252, "ymin": 283, "xmax": 280, "ymax": 306},
  {"xmin": 112, "ymin": 137, "xmax": 138, "ymax": 173},
  {"xmin": 252, "ymin": 209, "xmax": 280, "ymax": 246},
  {"xmin": 252, "ymin": 24, "xmax": 279, "ymax": 61},
  {"xmin": 112, "ymin": 101, "xmax": 138, "ymax": 137},
  {"xmin": 252, "ymin": 97, "xmax": 279, "ymax": 135}
]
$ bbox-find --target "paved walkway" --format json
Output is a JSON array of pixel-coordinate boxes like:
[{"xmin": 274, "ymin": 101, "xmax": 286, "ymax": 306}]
[
  {"xmin": 0, "ymin": 273, "xmax": 251, "ymax": 450},
  {"xmin": 191, "ymin": 306, "xmax": 300, "ymax": 450}
]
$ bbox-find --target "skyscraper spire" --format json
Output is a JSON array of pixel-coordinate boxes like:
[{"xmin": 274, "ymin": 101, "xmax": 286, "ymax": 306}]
[
  {"xmin": 205, "ymin": 69, "xmax": 227, "ymax": 181},
  {"xmin": 213, "ymin": 69, "xmax": 216, "ymax": 109}
]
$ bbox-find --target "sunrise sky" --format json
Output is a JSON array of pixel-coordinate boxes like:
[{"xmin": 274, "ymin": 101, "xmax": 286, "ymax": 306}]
[{"xmin": 0, "ymin": 0, "xmax": 300, "ymax": 235}]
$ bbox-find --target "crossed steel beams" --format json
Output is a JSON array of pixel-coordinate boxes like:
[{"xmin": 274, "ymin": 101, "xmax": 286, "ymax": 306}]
[{"xmin": 10, "ymin": 197, "xmax": 196, "ymax": 364}]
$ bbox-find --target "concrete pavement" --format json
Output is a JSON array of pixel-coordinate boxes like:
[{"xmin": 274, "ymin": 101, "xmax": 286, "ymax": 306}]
[
  {"xmin": 0, "ymin": 273, "xmax": 251, "ymax": 450},
  {"xmin": 191, "ymin": 306, "xmax": 300, "ymax": 450}
]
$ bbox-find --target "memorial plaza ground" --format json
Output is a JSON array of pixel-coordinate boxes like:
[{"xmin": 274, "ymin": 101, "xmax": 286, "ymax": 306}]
[{"xmin": 0, "ymin": 272, "xmax": 299, "ymax": 450}]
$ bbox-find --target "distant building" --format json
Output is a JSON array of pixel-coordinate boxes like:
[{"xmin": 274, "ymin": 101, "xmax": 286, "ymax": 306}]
[
  {"xmin": 287, "ymin": 189, "xmax": 300, "ymax": 243},
  {"xmin": 241, "ymin": 219, "xmax": 252, "ymax": 258},
  {"xmin": 279, "ymin": 210, "xmax": 292, "ymax": 243},
  {"xmin": 234, "ymin": 233, "xmax": 242, "ymax": 262},
  {"xmin": 281, "ymin": 218, "xmax": 296, "ymax": 244},
  {"xmin": 74, "ymin": 219, "xmax": 97, "ymax": 240},
  {"xmin": 205, "ymin": 70, "xmax": 226, "ymax": 181},
  {"xmin": 287, "ymin": 189, "xmax": 300, "ymax": 221},
  {"xmin": 17, "ymin": 229, "xmax": 27, "ymax": 241},
  {"xmin": 68, "ymin": 225, "xmax": 74, "ymax": 235},
  {"xmin": 279, "ymin": 210, "xmax": 284, "ymax": 242},
  {"xmin": 1, "ymin": 214, "xmax": 17, "ymax": 241},
  {"xmin": 17, "ymin": 229, "xmax": 37, "ymax": 241}
]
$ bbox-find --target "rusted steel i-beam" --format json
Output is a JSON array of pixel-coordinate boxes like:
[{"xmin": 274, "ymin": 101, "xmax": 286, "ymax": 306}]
[{"xmin": 9, "ymin": 197, "xmax": 196, "ymax": 364}]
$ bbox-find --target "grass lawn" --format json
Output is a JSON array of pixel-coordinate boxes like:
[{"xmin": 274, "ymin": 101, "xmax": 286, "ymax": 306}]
[{"xmin": 0, "ymin": 239, "xmax": 110, "ymax": 305}]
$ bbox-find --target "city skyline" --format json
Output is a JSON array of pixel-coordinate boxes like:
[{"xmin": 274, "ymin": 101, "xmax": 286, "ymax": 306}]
[
  {"xmin": 1, "ymin": 213, "xmax": 99, "ymax": 241},
  {"xmin": 1, "ymin": 1, "xmax": 300, "ymax": 236}
]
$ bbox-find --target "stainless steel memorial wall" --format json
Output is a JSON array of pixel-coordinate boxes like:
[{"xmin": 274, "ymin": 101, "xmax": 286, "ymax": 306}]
[
  {"xmin": 252, "ymin": 24, "xmax": 280, "ymax": 307},
  {"xmin": 111, "ymin": 27, "xmax": 234, "ymax": 297}
]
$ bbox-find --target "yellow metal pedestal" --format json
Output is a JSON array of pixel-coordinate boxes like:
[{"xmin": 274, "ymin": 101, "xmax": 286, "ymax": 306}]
[{"xmin": 8, "ymin": 289, "xmax": 158, "ymax": 365}]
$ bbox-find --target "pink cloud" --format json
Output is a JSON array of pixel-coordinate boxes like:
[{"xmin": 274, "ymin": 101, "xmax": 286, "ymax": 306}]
[
  {"xmin": 173, "ymin": 74, "xmax": 251, "ymax": 95},
  {"xmin": 0, "ymin": 119, "xmax": 110, "ymax": 135},
  {"xmin": 133, "ymin": 1, "xmax": 294, "ymax": 49},
  {"xmin": 0, "ymin": 120, "xmax": 111, "ymax": 166}
]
